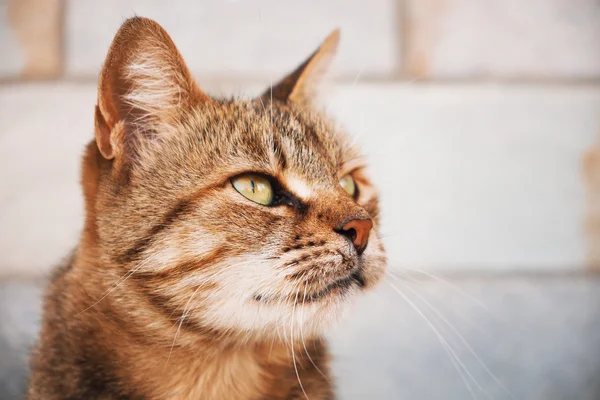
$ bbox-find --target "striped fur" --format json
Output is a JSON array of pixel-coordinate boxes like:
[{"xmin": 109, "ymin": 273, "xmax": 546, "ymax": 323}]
[{"xmin": 28, "ymin": 17, "xmax": 386, "ymax": 400}]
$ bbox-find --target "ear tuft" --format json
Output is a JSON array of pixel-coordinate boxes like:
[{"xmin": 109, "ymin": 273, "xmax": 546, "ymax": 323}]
[
  {"xmin": 262, "ymin": 29, "xmax": 340, "ymax": 107},
  {"xmin": 95, "ymin": 17, "xmax": 210, "ymax": 159}
]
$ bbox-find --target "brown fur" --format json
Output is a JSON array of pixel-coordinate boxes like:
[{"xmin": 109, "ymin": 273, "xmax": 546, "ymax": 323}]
[{"xmin": 28, "ymin": 17, "xmax": 386, "ymax": 400}]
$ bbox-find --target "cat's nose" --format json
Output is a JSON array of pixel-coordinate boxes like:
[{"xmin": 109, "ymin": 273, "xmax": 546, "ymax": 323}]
[{"xmin": 337, "ymin": 218, "xmax": 373, "ymax": 255}]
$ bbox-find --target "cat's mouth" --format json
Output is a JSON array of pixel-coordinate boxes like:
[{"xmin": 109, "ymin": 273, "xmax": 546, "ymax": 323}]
[
  {"xmin": 252, "ymin": 270, "xmax": 365, "ymax": 304},
  {"xmin": 301, "ymin": 270, "xmax": 365, "ymax": 303}
]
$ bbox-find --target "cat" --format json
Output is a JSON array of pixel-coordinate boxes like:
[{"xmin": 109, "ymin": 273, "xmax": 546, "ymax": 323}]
[{"xmin": 28, "ymin": 17, "xmax": 386, "ymax": 400}]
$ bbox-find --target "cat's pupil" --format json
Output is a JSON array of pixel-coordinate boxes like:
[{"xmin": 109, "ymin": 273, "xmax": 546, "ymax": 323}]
[{"xmin": 251, "ymin": 180, "xmax": 255, "ymax": 193}]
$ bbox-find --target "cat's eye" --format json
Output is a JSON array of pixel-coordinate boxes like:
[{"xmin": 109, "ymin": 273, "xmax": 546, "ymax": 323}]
[
  {"xmin": 339, "ymin": 174, "xmax": 357, "ymax": 198},
  {"xmin": 232, "ymin": 174, "xmax": 274, "ymax": 206}
]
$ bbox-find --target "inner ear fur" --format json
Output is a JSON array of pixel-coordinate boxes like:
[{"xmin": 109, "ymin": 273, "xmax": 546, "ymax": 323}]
[{"xmin": 94, "ymin": 16, "xmax": 211, "ymax": 159}]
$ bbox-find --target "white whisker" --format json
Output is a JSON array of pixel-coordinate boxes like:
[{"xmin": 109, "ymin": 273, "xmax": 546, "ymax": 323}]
[
  {"xmin": 76, "ymin": 252, "xmax": 160, "ymax": 317},
  {"xmin": 166, "ymin": 282, "xmax": 204, "ymax": 365},
  {"xmin": 291, "ymin": 274, "xmax": 310, "ymax": 400},
  {"xmin": 390, "ymin": 273, "xmax": 512, "ymax": 398},
  {"xmin": 300, "ymin": 278, "xmax": 331, "ymax": 385},
  {"xmin": 385, "ymin": 278, "xmax": 480, "ymax": 400},
  {"xmin": 389, "ymin": 266, "xmax": 489, "ymax": 310}
]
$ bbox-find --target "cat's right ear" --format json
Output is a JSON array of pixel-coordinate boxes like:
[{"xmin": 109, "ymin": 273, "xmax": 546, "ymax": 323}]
[
  {"xmin": 260, "ymin": 29, "xmax": 340, "ymax": 108},
  {"xmin": 94, "ymin": 17, "xmax": 211, "ymax": 160}
]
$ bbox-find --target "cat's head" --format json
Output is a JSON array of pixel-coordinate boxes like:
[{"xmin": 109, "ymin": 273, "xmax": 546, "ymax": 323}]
[{"xmin": 85, "ymin": 17, "xmax": 386, "ymax": 341}]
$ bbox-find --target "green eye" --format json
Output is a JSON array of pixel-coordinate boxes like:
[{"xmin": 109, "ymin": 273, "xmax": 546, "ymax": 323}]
[
  {"xmin": 232, "ymin": 174, "xmax": 274, "ymax": 206},
  {"xmin": 339, "ymin": 174, "xmax": 357, "ymax": 198}
]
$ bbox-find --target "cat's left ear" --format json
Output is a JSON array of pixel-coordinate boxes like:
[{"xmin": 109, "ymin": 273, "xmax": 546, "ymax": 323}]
[
  {"xmin": 261, "ymin": 30, "xmax": 340, "ymax": 107},
  {"xmin": 94, "ymin": 17, "xmax": 212, "ymax": 160}
]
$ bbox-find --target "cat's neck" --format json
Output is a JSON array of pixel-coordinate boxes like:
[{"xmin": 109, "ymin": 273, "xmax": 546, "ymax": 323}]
[
  {"xmin": 109, "ymin": 328, "xmax": 291, "ymax": 399},
  {"xmin": 69, "ymin": 248, "xmax": 329, "ymax": 399}
]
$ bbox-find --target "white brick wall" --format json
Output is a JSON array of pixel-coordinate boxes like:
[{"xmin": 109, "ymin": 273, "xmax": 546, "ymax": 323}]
[
  {"xmin": 65, "ymin": 0, "xmax": 399, "ymax": 79},
  {"xmin": 405, "ymin": 0, "xmax": 600, "ymax": 79}
]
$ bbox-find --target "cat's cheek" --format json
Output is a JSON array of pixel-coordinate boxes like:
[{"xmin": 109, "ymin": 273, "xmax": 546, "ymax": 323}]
[{"xmin": 192, "ymin": 259, "xmax": 289, "ymax": 330}]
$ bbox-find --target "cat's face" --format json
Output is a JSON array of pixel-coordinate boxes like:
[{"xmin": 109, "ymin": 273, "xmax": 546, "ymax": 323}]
[{"xmin": 89, "ymin": 17, "xmax": 386, "ymax": 341}]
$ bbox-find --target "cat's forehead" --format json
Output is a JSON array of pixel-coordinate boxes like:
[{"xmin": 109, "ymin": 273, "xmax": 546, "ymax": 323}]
[{"xmin": 183, "ymin": 100, "xmax": 358, "ymax": 184}]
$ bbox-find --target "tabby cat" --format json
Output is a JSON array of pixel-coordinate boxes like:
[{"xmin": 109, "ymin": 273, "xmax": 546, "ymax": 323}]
[{"xmin": 28, "ymin": 17, "xmax": 386, "ymax": 399}]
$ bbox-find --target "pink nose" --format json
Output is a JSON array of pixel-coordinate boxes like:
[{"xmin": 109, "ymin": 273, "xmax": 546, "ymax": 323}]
[{"xmin": 339, "ymin": 218, "xmax": 373, "ymax": 255}]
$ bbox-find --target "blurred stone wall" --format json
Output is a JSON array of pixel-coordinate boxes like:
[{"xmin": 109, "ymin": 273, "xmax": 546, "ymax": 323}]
[{"xmin": 1, "ymin": 3, "xmax": 600, "ymax": 399}]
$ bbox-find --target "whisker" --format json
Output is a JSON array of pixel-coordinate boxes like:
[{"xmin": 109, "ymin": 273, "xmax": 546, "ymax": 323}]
[
  {"xmin": 291, "ymin": 276, "xmax": 310, "ymax": 400},
  {"xmin": 388, "ymin": 266, "xmax": 489, "ymax": 310},
  {"xmin": 279, "ymin": 278, "xmax": 298, "ymax": 353},
  {"xmin": 270, "ymin": 80, "xmax": 274, "ymax": 134},
  {"xmin": 389, "ymin": 270, "xmax": 487, "ymax": 335},
  {"xmin": 166, "ymin": 282, "xmax": 204, "ymax": 365},
  {"xmin": 293, "ymin": 104, "xmax": 313, "ymax": 121},
  {"xmin": 163, "ymin": 258, "xmax": 277, "ymax": 358},
  {"xmin": 164, "ymin": 259, "xmax": 265, "ymax": 333},
  {"xmin": 384, "ymin": 278, "xmax": 480, "ymax": 400},
  {"xmin": 75, "ymin": 252, "xmax": 160, "ymax": 317},
  {"xmin": 330, "ymin": 62, "xmax": 369, "ymax": 150},
  {"xmin": 299, "ymin": 278, "xmax": 331, "ymax": 385},
  {"xmin": 257, "ymin": 95, "xmax": 267, "ymax": 114},
  {"xmin": 390, "ymin": 274, "xmax": 512, "ymax": 399},
  {"xmin": 268, "ymin": 319, "xmax": 278, "ymax": 361}
]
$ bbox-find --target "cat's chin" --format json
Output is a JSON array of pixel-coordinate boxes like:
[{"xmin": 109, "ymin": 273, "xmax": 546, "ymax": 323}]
[
  {"xmin": 201, "ymin": 256, "xmax": 385, "ymax": 339},
  {"xmin": 202, "ymin": 282, "xmax": 362, "ymax": 340},
  {"xmin": 261, "ymin": 282, "xmax": 362, "ymax": 338},
  {"xmin": 299, "ymin": 269, "xmax": 366, "ymax": 303}
]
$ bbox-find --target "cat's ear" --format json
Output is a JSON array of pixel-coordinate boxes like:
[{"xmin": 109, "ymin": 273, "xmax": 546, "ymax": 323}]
[
  {"xmin": 94, "ymin": 17, "xmax": 211, "ymax": 159},
  {"xmin": 261, "ymin": 29, "xmax": 340, "ymax": 107}
]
